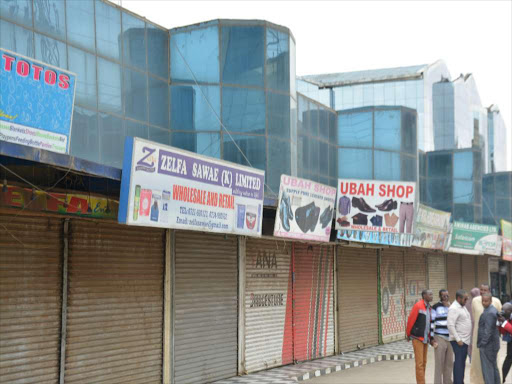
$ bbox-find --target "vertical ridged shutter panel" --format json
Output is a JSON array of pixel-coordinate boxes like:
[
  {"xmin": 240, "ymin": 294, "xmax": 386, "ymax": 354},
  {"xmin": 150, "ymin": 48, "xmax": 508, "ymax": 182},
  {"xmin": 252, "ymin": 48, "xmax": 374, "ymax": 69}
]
[
  {"xmin": 380, "ymin": 249, "xmax": 405, "ymax": 343},
  {"xmin": 0, "ymin": 215, "xmax": 62, "ymax": 384},
  {"xmin": 446, "ymin": 254, "xmax": 462, "ymax": 298},
  {"xmin": 427, "ymin": 254, "xmax": 446, "ymax": 299},
  {"xmin": 65, "ymin": 220, "xmax": 164, "ymax": 384},
  {"xmin": 174, "ymin": 231, "xmax": 237, "ymax": 384},
  {"xmin": 404, "ymin": 250, "xmax": 427, "ymax": 318},
  {"xmin": 462, "ymin": 255, "xmax": 477, "ymax": 291},
  {"xmin": 338, "ymin": 247, "xmax": 378, "ymax": 353},
  {"xmin": 244, "ymin": 239, "xmax": 292, "ymax": 373},
  {"xmin": 477, "ymin": 256, "xmax": 490, "ymax": 286}
]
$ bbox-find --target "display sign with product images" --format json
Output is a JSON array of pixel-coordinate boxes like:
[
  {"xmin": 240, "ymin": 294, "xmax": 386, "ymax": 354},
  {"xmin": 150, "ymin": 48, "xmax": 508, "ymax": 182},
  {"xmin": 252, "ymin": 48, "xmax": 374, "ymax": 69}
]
[
  {"xmin": 0, "ymin": 48, "xmax": 76, "ymax": 154},
  {"xmin": 273, "ymin": 175, "xmax": 336, "ymax": 242},
  {"xmin": 337, "ymin": 229, "xmax": 413, "ymax": 247},
  {"xmin": 118, "ymin": 137, "xmax": 265, "ymax": 236},
  {"xmin": 335, "ymin": 179, "xmax": 417, "ymax": 235},
  {"xmin": 412, "ymin": 204, "xmax": 451, "ymax": 250},
  {"xmin": 502, "ymin": 220, "xmax": 512, "ymax": 261},
  {"xmin": 447, "ymin": 221, "xmax": 501, "ymax": 256}
]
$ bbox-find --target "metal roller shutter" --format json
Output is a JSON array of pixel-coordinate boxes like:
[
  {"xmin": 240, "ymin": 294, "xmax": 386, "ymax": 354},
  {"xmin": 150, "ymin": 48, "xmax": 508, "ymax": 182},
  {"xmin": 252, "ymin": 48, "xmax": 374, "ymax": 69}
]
[
  {"xmin": 462, "ymin": 255, "xmax": 477, "ymax": 291},
  {"xmin": 65, "ymin": 220, "xmax": 165, "ymax": 384},
  {"xmin": 427, "ymin": 254, "xmax": 446, "ymax": 299},
  {"xmin": 0, "ymin": 215, "xmax": 63, "ymax": 384},
  {"xmin": 404, "ymin": 250, "xmax": 427, "ymax": 318},
  {"xmin": 293, "ymin": 243, "xmax": 334, "ymax": 363},
  {"xmin": 446, "ymin": 254, "xmax": 462, "ymax": 298},
  {"xmin": 244, "ymin": 239, "xmax": 292, "ymax": 373},
  {"xmin": 174, "ymin": 231, "xmax": 238, "ymax": 384},
  {"xmin": 338, "ymin": 247, "xmax": 378, "ymax": 353},
  {"xmin": 380, "ymin": 249, "xmax": 405, "ymax": 343},
  {"xmin": 477, "ymin": 256, "xmax": 490, "ymax": 286}
]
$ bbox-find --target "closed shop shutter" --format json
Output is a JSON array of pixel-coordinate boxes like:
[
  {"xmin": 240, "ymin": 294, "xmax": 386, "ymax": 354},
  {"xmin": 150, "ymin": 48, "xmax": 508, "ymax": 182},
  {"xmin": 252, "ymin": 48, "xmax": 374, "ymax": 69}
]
[
  {"xmin": 477, "ymin": 256, "xmax": 490, "ymax": 286},
  {"xmin": 427, "ymin": 254, "xmax": 446, "ymax": 299},
  {"xmin": 462, "ymin": 255, "xmax": 477, "ymax": 291},
  {"xmin": 404, "ymin": 250, "xmax": 427, "ymax": 318},
  {"xmin": 338, "ymin": 247, "xmax": 378, "ymax": 353},
  {"xmin": 293, "ymin": 243, "xmax": 334, "ymax": 362},
  {"xmin": 174, "ymin": 231, "xmax": 238, "ymax": 384},
  {"xmin": 0, "ymin": 215, "xmax": 63, "ymax": 384},
  {"xmin": 244, "ymin": 239, "xmax": 292, "ymax": 373},
  {"xmin": 380, "ymin": 248, "xmax": 405, "ymax": 343},
  {"xmin": 447, "ymin": 254, "xmax": 462, "ymax": 298},
  {"xmin": 65, "ymin": 220, "xmax": 164, "ymax": 384}
]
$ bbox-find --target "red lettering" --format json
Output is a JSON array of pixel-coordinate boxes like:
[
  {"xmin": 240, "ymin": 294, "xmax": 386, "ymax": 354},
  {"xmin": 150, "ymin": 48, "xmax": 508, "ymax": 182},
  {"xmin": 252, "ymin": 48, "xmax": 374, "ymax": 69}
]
[
  {"xmin": 47, "ymin": 193, "xmax": 67, "ymax": 211},
  {"xmin": 58, "ymin": 74, "xmax": 70, "ymax": 89},
  {"xmin": 2, "ymin": 54, "xmax": 15, "ymax": 71},
  {"xmin": 349, "ymin": 183, "xmax": 357, "ymax": 195},
  {"xmin": 16, "ymin": 60, "xmax": 29, "ymax": 77},
  {"xmin": 357, "ymin": 183, "xmax": 366, "ymax": 195},
  {"xmin": 406, "ymin": 186, "xmax": 414, "ymax": 198},
  {"xmin": 6, "ymin": 187, "xmax": 24, "ymax": 207},
  {"xmin": 32, "ymin": 64, "xmax": 43, "ymax": 81},
  {"xmin": 379, "ymin": 184, "xmax": 386, "ymax": 197},
  {"xmin": 44, "ymin": 69, "xmax": 57, "ymax": 85},
  {"xmin": 66, "ymin": 196, "xmax": 88, "ymax": 214},
  {"xmin": 340, "ymin": 182, "xmax": 348, "ymax": 195},
  {"xmin": 367, "ymin": 183, "xmax": 375, "ymax": 196},
  {"xmin": 387, "ymin": 184, "xmax": 396, "ymax": 198}
]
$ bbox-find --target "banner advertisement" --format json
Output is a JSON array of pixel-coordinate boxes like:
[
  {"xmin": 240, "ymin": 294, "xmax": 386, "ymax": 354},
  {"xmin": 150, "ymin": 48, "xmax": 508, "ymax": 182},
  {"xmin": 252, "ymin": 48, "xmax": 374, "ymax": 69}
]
[
  {"xmin": 448, "ymin": 221, "xmax": 501, "ymax": 256},
  {"xmin": 337, "ymin": 229, "xmax": 413, "ymax": 247},
  {"xmin": 412, "ymin": 204, "xmax": 451, "ymax": 250},
  {"xmin": 118, "ymin": 137, "xmax": 265, "ymax": 236},
  {"xmin": 335, "ymin": 179, "xmax": 416, "ymax": 235},
  {"xmin": 502, "ymin": 220, "xmax": 512, "ymax": 261},
  {"xmin": 0, "ymin": 48, "xmax": 76, "ymax": 154},
  {"xmin": 273, "ymin": 175, "xmax": 336, "ymax": 242}
]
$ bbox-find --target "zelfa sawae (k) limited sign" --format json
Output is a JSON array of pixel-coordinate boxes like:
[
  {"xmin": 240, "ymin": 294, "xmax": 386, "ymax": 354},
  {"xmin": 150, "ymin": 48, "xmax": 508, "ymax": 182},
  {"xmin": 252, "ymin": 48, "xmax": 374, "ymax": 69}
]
[
  {"xmin": 273, "ymin": 175, "xmax": 336, "ymax": 242},
  {"xmin": 502, "ymin": 220, "xmax": 512, "ymax": 261},
  {"xmin": 0, "ymin": 48, "xmax": 76, "ymax": 154},
  {"xmin": 412, "ymin": 204, "xmax": 451, "ymax": 250},
  {"xmin": 447, "ymin": 221, "xmax": 501, "ymax": 256},
  {"xmin": 118, "ymin": 137, "xmax": 265, "ymax": 236}
]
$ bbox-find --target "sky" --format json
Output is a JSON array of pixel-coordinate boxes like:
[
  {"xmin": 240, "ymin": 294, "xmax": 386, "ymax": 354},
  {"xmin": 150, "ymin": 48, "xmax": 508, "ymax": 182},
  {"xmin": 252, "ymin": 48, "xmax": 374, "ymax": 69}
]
[{"xmin": 120, "ymin": 0, "xmax": 512, "ymax": 170}]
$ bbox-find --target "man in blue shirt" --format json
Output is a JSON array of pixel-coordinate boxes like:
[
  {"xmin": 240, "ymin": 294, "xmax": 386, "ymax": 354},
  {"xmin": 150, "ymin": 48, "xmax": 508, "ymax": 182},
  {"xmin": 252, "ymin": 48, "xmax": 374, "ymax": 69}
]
[{"xmin": 432, "ymin": 289, "xmax": 453, "ymax": 384}]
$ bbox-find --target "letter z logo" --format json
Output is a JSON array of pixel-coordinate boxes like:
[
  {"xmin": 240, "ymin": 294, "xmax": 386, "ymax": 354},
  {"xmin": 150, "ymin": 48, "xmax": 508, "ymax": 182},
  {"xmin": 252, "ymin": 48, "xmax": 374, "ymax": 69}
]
[{"xmin": 135, "ymin": 146, "xmax": 156, "ymax": 173}]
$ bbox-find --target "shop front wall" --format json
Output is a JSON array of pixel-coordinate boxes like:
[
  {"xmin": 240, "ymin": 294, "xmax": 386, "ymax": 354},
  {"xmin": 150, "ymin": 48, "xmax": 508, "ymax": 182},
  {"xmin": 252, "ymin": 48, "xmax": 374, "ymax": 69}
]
[
  {"xmin": 461, "ymin": 255, "xmax": 477, "ymax": 291},
  {"xmin": 427, "ymin": 254, "xmax": 447, "ymax": 299},
  {"xmin": 477, "ymin": 256, "xmax": 490, "ymax": 287},
  {"xmin": 404, "ymin": 250, "xmax": 427, "ymax": 318},
  {"xmin": 446, "ymin": 254, "xmax": 462, "ymax": 299}
]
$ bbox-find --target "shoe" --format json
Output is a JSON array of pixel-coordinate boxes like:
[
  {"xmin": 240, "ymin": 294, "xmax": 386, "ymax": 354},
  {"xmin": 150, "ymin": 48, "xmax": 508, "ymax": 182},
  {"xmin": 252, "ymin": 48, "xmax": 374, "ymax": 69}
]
[
  {"xmin": 279, "ymin": 192, "xmax": 293, "ymax": 231},
  {"xmin": 337, "ymin": 217, "xmax": 350, "ymax": 227},
  {"xmin": 320, "ymin": 206, "xmax": 333, "ymax": 229},
  {"xmin": 352, "ymin": 197, "xmax": 376, "ymax": 213},
  {"xmin": 377, "ymin": 199, "xmax": 397, "ymax": 212},
  {"xmin": 295, "ymin": 202, "xmax": 320, "ymax": 233},
  {"xmin": 375, "ymin": 199, "xmax": 392, "ymax": 210}
]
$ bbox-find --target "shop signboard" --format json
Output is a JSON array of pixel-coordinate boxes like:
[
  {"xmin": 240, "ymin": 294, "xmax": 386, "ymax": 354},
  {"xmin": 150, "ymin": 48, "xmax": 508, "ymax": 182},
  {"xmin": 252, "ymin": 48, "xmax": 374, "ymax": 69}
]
[
  {"xmin": 118, "ymin": 137, "xmax": 265, "ymax": 236},
  {"xmin": 447, "ymin": 221, "xmax": 501, "ymax": 256},
  {"xmin": 412, "ymin": 204, "xmax": 451, "ymax": 250},
  {"xmin": 0, "ymin": 48, "xmax": 76, "ymax": 154},
  {"xmin": 335, "ymin": 179, "xmax": 417, "ymax": 235},
  {"xmin": 273, "ymin": 175, "xmax": 336, "ymax": 242},
  {"xmin": 502, "ymin": 220, "xmax": 512, "ymax": 261},
  {"xmin": 337, "ymin": 229, "xmax": 413, "ymax": 247}
]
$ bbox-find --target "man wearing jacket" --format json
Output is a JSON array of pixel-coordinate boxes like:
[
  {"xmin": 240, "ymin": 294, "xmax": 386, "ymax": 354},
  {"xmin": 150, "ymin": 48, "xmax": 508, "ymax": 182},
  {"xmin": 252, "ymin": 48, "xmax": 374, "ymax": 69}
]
[
  {"xmin": 407, "ymin": 289, "xmax": 438, "ymax": 384},
  {"xmin": 477, "ymin": 293, "xmax": 500, "ymax": 384},
  {"xmin": 499, "ymin": 302, "xmax": 512, "ymax": 382}
]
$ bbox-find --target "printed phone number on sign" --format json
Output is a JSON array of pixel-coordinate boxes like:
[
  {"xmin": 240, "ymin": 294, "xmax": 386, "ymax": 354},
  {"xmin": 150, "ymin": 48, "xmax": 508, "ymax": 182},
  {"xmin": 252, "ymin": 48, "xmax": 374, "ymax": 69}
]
[{"xmin": 179, "ymin": 206, "xmax": 228, "ymax": 220}]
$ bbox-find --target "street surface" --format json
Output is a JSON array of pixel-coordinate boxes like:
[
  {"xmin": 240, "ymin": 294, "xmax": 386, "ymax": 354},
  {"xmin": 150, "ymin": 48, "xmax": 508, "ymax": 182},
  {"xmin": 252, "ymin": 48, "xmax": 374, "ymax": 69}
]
[{"xmin": 309, "ymin": 341, "xmax": 512, "ymax": 383}]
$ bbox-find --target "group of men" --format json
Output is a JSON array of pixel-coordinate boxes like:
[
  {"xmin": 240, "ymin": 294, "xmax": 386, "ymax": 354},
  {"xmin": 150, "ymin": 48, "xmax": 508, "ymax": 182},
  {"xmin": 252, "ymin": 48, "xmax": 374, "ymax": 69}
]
[{"xmin": 407, "ymin": 284, "xmax": 512, "ymax": 384}]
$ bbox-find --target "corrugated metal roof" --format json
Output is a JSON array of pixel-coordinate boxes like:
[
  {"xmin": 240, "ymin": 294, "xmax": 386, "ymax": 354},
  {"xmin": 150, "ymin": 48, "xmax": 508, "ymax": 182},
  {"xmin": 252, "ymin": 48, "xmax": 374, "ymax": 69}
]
[{"xmin": 299, "ymin": 64, "xmax": 429, "ymax": 88}]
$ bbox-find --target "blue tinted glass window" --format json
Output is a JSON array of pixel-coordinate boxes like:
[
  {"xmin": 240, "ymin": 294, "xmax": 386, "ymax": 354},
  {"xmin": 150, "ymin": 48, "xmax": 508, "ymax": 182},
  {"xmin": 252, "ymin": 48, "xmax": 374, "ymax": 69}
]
[
  {"xmin": 172, "ymin": 132, "xmax": 220, "ymax": 159},
  {"xmin": 308, "ymin": 103, "xmax": 319, "ymax": 137},
  {"xmin": 68, "ymin": 47, "xmax": 97, "ymax": 108},
  {"xmin": 268, "ymin": 138, "xmax": 290, "ymax": 196},
  {"xmin": 375, "ymin": 110, "xmax": 401, "ymax": 151},
  {"xmin": 329, "ymin": 145, "xmax": 337, "ymax": 179},
  {"xmin": 374, "ymin": 151, "xmax": 400, "ymax": 181},
  {"xmin": 124, "ymin": 68, "xmax": 147, "ymax": 122},
  {"xmin": 454, "ymin": 180, "xmax": 474, "ymax": 203},
  {"xmin": 34, "ymin": 0, "xmax": 65, "ymax": 39},
  {"xmin": 427, "ymin": 153, "xmax": 452, "ymax": 178},
  {"xmin": 222, "ymin": 87, "xmax": 265, "ymax": 134},
  {"xmin": 402, "ymin": 109, "xmax": 417, "ymax": 154},
  {"xmin": 171, "ymin": 26, "xmax": 219, "ymax": 83},
  {"xmin": 338, "ymin": 148, "xmax": 372, "ymax": 179},
  {"xmin": 338, "ymin": 111, "xmax": 372, "ymax": 148},
  {"xmin": 495, "ymin": 174, "xmax": 511, "ymax": 198},
  {"xmin": 1, "ymin": 0, "xmax": 32, "ymax": 27},
  {"xmin": 97, "ymin": 58, "xmax": 122, "ymax": 114},
  {"xmin": 396, "ymin": 82, "xmax": 405, "ymax": 102},
  {"xmin": 374, "ymin": 83, "xmax": 385, "ymax": 104},
  {"xmin": 309, "ymin": 139, "xmax": 319, "ymax": 175},
  {"xmin": 125, "ymin": 120, "xmax": 148, "ymax": 139},
  {"xmin": 319, "ymin": 142, "xmax": 329, "ymax": 175},
  {"xmin": 363, "ymin": 84, "xmax": 374, "ymax": 105},
  {"xmin": 318, "ymin": 109, "xmax": 329, "ymax": 140},
  {"xmin": 148, "ymin": 76, "xmax": 169, "ymax": 129},
  {"xmin": 147, "ymin": 24, "xmax": 168, "ymax": 79},
  {"xmin": 35, "ymin": 33, "xmax": 66, "ymax": 68},
  {"xmin": 298, "ymin": 135, "xmax": 309, "ymax": 174},
  {"xmin": 70, "ymin": 107, "xmax": 98, "ymax": 163},
  {"xmin": 66, "ymin": 0, "xmax": 95, "ymax": 51},
  {"xmin": 268, "ymin": 92, "xmax": 290, "ymax": 139},
  {"xmin": 223, "ymin": 135, "xmax": 266, "ymax": 171},
  {"xmin": 353, "ymin": 85, "xmax": 363, "ymax": 107},
  {"xmin": 496, "ymin": 198, "xmax": 511, "ymax": 220},
  {"xmin": 95, "ymin": 0, "xmax": 121, "ymax": 61},
  {"xmin": 401, "ymin": 155, "xmax": 417, "ymax": 182},
  {"xmin": 99, "ymin": 113, "xmax": 124, "ymax": 168},
  {"xmin": 384, "ymin": 83, "xmax": 394, "ymax": 103},
  {"xmin": 266, "ymin": 28, "xmax": 289, "ymax": 92},
  {"xmin": 171, "ymin": 85, "xmax": 220, "ymax": 132},
  {"xmin": 289, "ymin": 36, "xmax": 296, "ymax": 96},
  {"xmin": 122, "ymin": 13, "xmax": 146, "ymax": 71},
  {"xmin": 405, "ymin": 81, "xmax": 416, "ymax": 100},
  {"xmin": 453, "ymin": 204, "xmax": 474, "ymax": 223},
  {"xmin": 454, "ymin": 151, "xmax": 473, "ymax": 179},
  {"xmin": 148, "ymin": 126, "xmax": 170, "ymax": 145},
  {"xmin": 0, "ymin": 20, "xmax": 34, "ymax": 57},
  {"xmin": 329, "ymin": 113, "xmax": 337, "ymax": 143},
  {"xmin": 427, "ymin": 179, "xmax": 452, "ymax": 211},
  {"xmin": 221, "ymin": 26, "xmax": 264, "ymax": 86}
]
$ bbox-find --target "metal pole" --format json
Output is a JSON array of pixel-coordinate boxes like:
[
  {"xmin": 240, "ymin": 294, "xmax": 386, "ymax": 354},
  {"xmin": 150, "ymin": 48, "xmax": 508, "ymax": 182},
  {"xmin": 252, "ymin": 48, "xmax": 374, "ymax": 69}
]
[
  {"xmin": 163, "ymin": 229, "xmax": 172, "ymax": 384},
  {"xmin": 333, "ymin": 245, "xmax": 339, "ymax": 354},
  {"xmin": 377, "ymin": 249, "xmax": 382, "ymax": 345},
  {"xmin": 59, "ymin": 219, "xmax": 69, "ymax": 384},
  {"xmin": 237, "ymin": 236, "xmax": 246, "ymax": 375}
]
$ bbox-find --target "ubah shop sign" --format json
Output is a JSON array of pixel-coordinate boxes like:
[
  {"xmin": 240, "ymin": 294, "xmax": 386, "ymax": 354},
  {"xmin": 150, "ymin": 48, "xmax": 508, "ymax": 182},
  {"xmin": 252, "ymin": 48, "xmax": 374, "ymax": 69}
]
[
  {"xmin": 412, "ymin": 204, "xmax": 451, "ymax": 250},
  {"xmin": 273, "ymin": 175, "xmax": 336, "ymax": 242},
  {"xmin": 118, "ymin": 137, "xmax": 265, "ymax": 236},
  {"xmin": 502, "ymin": 220, "xmax": 512, "ymax": 261},
  {"xmin": 447, "ymin": 221, "xmax": 501, "ymax": 256},
  {"xmin": 0, "ymin": 48, "xmax": 76, "ymax": 154}
]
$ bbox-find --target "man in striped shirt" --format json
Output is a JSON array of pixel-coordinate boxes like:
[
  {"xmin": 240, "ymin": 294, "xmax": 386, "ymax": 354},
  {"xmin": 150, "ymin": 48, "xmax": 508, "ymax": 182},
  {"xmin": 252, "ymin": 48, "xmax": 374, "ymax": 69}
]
[{"xmin": 432, "ymin": 289, "xmax": 454, "ymax": 384}]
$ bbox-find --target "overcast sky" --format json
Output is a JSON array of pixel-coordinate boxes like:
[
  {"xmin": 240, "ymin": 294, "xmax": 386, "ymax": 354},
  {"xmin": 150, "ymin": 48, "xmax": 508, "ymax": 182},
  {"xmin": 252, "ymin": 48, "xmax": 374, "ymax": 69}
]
[{"xmin": 121, "ymin": 0, "xmax": 512, "ymax": 170}]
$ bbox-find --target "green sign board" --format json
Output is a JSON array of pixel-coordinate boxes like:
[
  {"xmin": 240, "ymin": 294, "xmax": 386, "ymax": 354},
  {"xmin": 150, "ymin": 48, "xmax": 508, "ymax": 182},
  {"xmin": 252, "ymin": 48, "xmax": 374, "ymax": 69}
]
[
  {"xmin": 448, "ymin": 221, "xmax": 500, "ymax": 256},
  {"xmin": 502, "ymin": 220, "xmax": 512, "ymax": 261}
]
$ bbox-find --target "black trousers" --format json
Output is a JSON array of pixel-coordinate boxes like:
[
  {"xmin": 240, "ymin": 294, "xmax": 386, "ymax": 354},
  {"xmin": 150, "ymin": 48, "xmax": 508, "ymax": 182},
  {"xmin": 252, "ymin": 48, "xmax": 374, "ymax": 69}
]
[
  {"xmin": 451, "ymin": 341, "xmax": 468, "ymax": 384},
  {"xmin": 503, "ymin": 342, "xmax": 512, "ymax": 381}
]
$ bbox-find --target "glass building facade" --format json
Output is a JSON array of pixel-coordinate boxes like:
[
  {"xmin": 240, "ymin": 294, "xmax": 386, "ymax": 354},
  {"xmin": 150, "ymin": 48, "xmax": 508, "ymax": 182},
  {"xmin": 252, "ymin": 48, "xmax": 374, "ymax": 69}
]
[
  {"xmin": 483, "ymin": 172, "xmax": 512, "ymax": 226},
  {"xmin": 487, "ymin": 105, "xmax": 508, "ymax": 173}
]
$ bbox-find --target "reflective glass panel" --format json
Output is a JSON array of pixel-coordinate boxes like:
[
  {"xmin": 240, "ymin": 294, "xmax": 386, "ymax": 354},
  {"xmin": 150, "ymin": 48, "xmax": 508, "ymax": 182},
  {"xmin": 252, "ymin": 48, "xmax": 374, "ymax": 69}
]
[
  {"xmin": 124, "ymin": 68, "xmax": 147, "ymax": 122},
  {"xmin": 338, "ymin": 111, "xmax": 372, "ymax": 148},
  {"xmin": 308, "ymin": 103, "xmax": 319, "ymax": 137},
  {"xmin": 268, "ymin": 137, "xmax": 290, "ymax": 196},
  {"xmin": 427, "ymin": 153, "xmax": 452, "ymax": 178},
  {"xmin": 172, "ymin": 132, "xmax": 220, "ymax": 159},
  {"xmin": 70, "ymin": 107, "xmax": 99, "ymax": 163},
  {"xmin": 148, "ymin": 126, "xmax": 170, "ymax": 145},
  {"xmin": 171, "ymin": 26, "xmax": 219, "ymax": 83},
  {"xmin": 495, "ymin": 174, "xmax": 511, "ymax": 198},
  {"xmin": 402, "ymin": 109, "xmax": 417, "ymax": 154},
  {"xmin": 35, "ymin": 33, "xmax": 66, "ymax": 68},
  {"xmin": 97, "ymin": 58, "xmax": 122, "ymax": 114},
  {"xmin": 99, "ymin": 113, "xmax": 124, "ymax": 168},
  {"xmin": 496, "ymin": 198, "xmax": 512, "ymax": 221},
  {"xmin": 329, "ymin": 145, "xmax": 337, "ymax": 179},
  {"xmin": 454, "ymin": 151, "xmax": 473, "ymax": 180},
  {"xmin": 319, "ymin": 142, "xmax": 328, "ymax": 175},
  {"xmin": 221, "ymin": 26, "xmax": 264, "ymax": 86},
  {"xmin": 222, "ymin": 87, "xmax": 265, "ymax": 134},
  {"xmin": 338, "ymin": 148, "xmax": 372, "ymax": 179},
  {"xmin": 223, "ymin": 134, "xmax": 266, "ymax": 171},
  {"xmin": 268, "ymin": 92, "xmax": 290, "ymax": 139},
  {"xmin": 318, "ymin": 108, "xmax": 329, "ymax": 140},
  {"xmin": 66, "ymin": 0, "xmax": 95, "ymax": 51},
  {"xmin": 453, "ymin": 204, "xmax": 474, "ymax": 223},
  {"xmin": 375, "ymin": 109, "xmax": 401, "ymax": 151},
  {"xmin": 266, "ymin": 28, "xmax": 289, "ymax": 92},
  {"xmin": 148, "ymin": 76, "xmax": 169, "ymax": 129},
  {"xmin": 0, "ymin": 20, "xmax": 34, "ymax": 58},
  {"xmin": 125, "ymin": 120, "xmax": 148, "ymax": 139},
  {"xmin": 289, "ymin": 36, "xmax": 296, "ymax": 96},
  {"xmin": 68, "ymin": 46, "xmax": 97, "ymax": 108},
  {"xmin": 34, "ymin": 0, "xmax": 65, "ymax": 39},
  {"xmin": 147, "ymin": 24, "xmax": 168, "ymax": 79},
  {"xmin": 1, "ymin": 0, "xmax": 32, "ymax": 27},
  {"xmin": 95, "ymin": 0, "xmax": 121, "ymax": 61},
  {"xmin": 374, "ymin": 151, "xmax": 400, "ymax": 181},
  {"xmin": 426, "ymin": 179, "xmax": 452, "ymax": 211},
  {"xmin": 309, "ymin": 139, "xmax": 319, "ymax": 175},
  {"xmin": 401, "ymin": 154, "xmax": 417, "ymax": 182},
  {"xmin": 122, "ymin": 12, "xmax": 146, "ymax": 71},
  {"xmin": 298, "ymin": 135, "xmax": 310, "ymax": 173},
  {"xmin": 171, "ymin": 85, "xmax": 220, "ymax": 132}
]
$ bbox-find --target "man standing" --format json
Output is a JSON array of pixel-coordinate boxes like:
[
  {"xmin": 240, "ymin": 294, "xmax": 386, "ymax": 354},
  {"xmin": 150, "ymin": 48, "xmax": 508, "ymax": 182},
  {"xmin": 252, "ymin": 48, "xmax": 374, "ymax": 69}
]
[
  {"xmin": 477, "ymin": 293, "xmax": 500, "ymax": 384},
  {"xmin": 471, "ymin": 284, "xmax": 502, "ymax": 384},
  {"xmin": 432, "ymin": 289, "xmax": 454, "ymax": 384},
  {"xmin": 447, "ymin": 289, "xmax": 472, "ymax": 384},
  {"xmin": 407, "ymin": 289, "xmax": 438, "ymax": 384},
  {"xmin": 499, "ymin": 303, "xmax": 512, "ymax": 382}
]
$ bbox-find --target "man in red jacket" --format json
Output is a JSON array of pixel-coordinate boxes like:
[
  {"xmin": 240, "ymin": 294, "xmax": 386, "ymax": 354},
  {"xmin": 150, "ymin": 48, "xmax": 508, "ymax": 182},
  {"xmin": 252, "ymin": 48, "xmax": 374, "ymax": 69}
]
[{"xmin": 407, "ymin": 289, "xmax": 438, "ymax": 384}]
